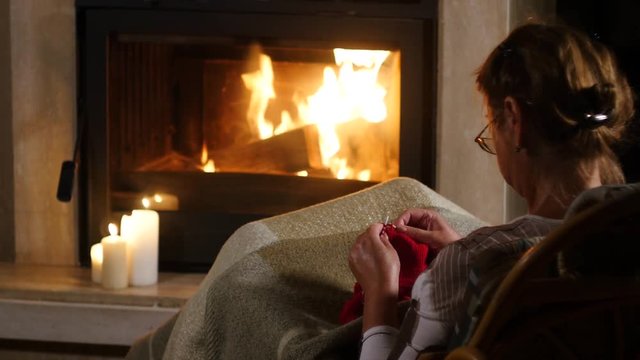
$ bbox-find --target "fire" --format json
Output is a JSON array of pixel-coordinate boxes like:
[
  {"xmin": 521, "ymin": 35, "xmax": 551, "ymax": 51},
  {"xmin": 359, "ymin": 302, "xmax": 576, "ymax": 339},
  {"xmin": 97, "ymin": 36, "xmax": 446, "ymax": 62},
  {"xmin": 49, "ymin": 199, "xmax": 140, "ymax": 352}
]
[
  {"xmin": 241, "ymin": 54, "xmax": 276, "ymax": 140},
  {"xmin": 297, "ymin": 49, "xmax": 391, "ymax": 171},
  {"xmin": 200, "ymin": 143, "xmax": 216, "ymax": 173},
  {"xmin": 238, "ymin": 47, "xmax": 392, "ymax": 180},
  {"xmin": 203, "ymin": 160, "xmax": 216, "ymax": 173}
]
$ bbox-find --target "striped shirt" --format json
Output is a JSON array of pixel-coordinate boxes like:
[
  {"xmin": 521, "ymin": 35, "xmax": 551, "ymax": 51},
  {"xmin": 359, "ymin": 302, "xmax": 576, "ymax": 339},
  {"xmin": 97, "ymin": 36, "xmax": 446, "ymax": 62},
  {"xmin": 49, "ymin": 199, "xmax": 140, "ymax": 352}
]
[{"xmin": 360, "ymin": 215, "xmax": 562, "ymax": 360}]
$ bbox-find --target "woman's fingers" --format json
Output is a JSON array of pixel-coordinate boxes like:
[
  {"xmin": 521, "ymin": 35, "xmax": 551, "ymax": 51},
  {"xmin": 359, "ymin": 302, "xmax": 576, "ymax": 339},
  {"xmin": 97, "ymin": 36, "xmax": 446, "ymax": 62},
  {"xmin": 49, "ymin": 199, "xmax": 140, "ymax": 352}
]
[
  {"xmin": 393, "ymin": 209, "xmax": 462, "ymax": 250},
  {"xmin": 348, "ymin": 223, "xmax": 400, "ymax": 295},
  {"xmin": 393, "ymin": 208, "xmax": 436, "ymax": 230}
]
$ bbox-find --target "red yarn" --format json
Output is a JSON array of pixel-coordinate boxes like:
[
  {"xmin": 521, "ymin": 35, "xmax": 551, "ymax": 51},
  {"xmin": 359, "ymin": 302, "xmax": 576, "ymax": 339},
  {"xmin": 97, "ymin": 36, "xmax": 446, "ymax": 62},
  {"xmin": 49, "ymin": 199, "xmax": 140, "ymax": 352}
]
[{"xmin": 339, "ymin": 224, "xmax": 430, "ymax": 324}]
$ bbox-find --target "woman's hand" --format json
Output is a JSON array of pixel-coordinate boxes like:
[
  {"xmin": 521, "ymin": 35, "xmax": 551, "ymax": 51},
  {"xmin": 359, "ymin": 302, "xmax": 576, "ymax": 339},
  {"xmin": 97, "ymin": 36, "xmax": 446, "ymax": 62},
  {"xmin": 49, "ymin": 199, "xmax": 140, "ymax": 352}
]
[
  {"xmin": 348, "ymin": 223, "xmax": 400, "ymax": 296},
  {"xmin": 348, "ymin": 223, "xmax": 400, "ymax": 330},
  {"xmin": 393, "ymin": 208, "xmax": 461, "ymax": 250}
]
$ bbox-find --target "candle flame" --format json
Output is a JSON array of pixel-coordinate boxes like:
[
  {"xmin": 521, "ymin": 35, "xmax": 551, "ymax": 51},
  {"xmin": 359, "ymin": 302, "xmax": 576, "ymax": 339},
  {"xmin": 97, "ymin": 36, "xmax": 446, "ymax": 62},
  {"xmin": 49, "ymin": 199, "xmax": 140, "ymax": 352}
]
[
  {"xmin": 142, "ymin": 197, "xmax": 150, "ymax": 209},
  {"xmin": 108, "ymin": 223, "xmax": 118, "ymax": 237},
  {"xmin": 90, "ymin": 243, "xmax": 103, "ymax": 262},
  {"xmin": 154, "ymin": 194, "xmax": 163, "ymax": 203}
]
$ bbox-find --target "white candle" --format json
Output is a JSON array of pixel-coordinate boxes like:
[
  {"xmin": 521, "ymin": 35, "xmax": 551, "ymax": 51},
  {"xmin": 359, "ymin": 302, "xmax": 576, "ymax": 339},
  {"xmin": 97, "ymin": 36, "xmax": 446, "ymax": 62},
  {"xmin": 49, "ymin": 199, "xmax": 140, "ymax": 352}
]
[
  {"xmin": 101, "ymin": 223, "xmax": 128, "ymax": 289},
  {"xmin": 90, "ymin": 243, "xmax": 103, "ymax": 284},
  {"xmin": 121, "ymin": 203, "xmax": 159, "ymax": 286}
]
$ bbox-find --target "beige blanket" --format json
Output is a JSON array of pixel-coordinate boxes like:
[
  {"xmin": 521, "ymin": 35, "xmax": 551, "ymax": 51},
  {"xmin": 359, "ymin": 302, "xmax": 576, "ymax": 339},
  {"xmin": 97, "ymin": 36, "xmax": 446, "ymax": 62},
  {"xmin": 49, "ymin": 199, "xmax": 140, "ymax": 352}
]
[{"xmin": 126, "ymin": 177, "xmax": 487, "ymax": 360}]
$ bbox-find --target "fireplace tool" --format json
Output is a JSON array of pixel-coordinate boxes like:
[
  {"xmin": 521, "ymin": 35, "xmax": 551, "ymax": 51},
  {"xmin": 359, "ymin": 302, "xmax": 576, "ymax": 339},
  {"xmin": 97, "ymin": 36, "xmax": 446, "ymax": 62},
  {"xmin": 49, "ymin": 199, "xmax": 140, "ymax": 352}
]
[{"xmin": 56, "ymin": 102, "xmax": 85, "ymax": 202}]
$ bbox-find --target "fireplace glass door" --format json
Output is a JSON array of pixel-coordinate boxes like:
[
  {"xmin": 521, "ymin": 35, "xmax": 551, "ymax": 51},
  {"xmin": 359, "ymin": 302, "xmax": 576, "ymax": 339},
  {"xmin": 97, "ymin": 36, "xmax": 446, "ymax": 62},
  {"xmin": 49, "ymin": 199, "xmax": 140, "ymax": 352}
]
[
  {"xmin": 109, "ymin": 36, "xmax": 400, "ymax": 182},
  {"xmin": 78, "ymin": 8, "xmax": 434, "ymax": 271}
]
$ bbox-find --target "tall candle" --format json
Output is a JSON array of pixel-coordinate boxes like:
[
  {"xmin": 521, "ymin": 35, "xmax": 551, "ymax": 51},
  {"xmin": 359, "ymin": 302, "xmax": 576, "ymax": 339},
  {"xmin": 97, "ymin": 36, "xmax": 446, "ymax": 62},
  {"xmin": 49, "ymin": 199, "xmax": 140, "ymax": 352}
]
[
  {"xmin": 90, "ymin": 243, "xmax": 103, "ymax": 284},
  {"xmin": 101, "ymin": 223, "xmax": 128, "ymax": 289},
  {"xmin": 121, "ymin": 201, "xmax": 159, "ymax": 286}
]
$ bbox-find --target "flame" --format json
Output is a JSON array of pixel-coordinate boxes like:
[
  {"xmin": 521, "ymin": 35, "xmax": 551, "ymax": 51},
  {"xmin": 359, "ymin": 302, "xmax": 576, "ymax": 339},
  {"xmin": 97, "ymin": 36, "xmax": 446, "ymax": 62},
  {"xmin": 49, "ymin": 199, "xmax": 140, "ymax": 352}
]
[
  {"xmin": 200, "ymin": 143, "xmax": 216, "ymax": 173},
  {"xmin": 142, "ymin": 197, "xmax": 150, "ymax": 209},
  {"xmin": 154, "ymin": 194, "xmax": 163, "ymax": 203},
  {"xmin": 238, "ymin": 48, "xmax": 392, "ymax": 180},
  {"xmin": 297, "ymin": 49, "xmax": 390, "ymax": 177},
  {"xmin": 108, "ymin": 223, "xmax": 118, "ymax": 237},
  {"xmin": 203, "ymin": 160, "xmax": 216, "ymax": 173},
  {"xmin": 200, "ymin": 145, "xmax": 209, "ymax": 165},
  {"xmin": 357, "ymin": 169, "xmax": 372, "ymax": 182},
  {"xmin": 274, "ymin": 110, "xmax": 294, "ymax": 136},
  {"xmin": 241, "ymin": 54, "xmax": 276, "ymax": 140}
]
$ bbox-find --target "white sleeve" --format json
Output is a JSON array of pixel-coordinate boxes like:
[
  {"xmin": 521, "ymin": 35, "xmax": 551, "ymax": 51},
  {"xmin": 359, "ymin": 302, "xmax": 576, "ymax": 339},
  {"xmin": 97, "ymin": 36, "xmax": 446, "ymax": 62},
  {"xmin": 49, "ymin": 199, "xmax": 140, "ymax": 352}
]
[
  {"xmin": 360, "ymin": 245, "xmax": 468, "ymax": 360},
  {"xmin": 358, "ymin": 272, "xmax": 450, "ymax": 360},
  {"xmin": 359, "ymin": 325, "xmax": 398, "ymax": 360}
]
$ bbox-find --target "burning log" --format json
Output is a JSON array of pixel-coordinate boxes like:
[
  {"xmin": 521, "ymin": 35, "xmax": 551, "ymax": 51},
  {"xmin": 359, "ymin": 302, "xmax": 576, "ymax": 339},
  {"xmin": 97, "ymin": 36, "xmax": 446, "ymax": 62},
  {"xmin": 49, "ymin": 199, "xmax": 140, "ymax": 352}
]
[
  {"xmin": 211, "ymin": 124, "xmax": 323, "ymax": 174},
  {"xmin": 136, "ymin": 151, "xmax": 202, "ymax": 172}
]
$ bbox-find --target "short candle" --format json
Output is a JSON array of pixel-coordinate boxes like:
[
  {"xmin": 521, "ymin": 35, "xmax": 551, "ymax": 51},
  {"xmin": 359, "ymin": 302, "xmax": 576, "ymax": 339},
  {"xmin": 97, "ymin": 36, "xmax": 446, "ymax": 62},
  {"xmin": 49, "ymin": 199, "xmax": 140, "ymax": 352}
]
[
  {"xmin": 101, "ymin": 223, "xmax": 128, "ymax": 290},
  {"xmin": 90, "ymin": 243, "xmax": 103, "ymax": 284}
]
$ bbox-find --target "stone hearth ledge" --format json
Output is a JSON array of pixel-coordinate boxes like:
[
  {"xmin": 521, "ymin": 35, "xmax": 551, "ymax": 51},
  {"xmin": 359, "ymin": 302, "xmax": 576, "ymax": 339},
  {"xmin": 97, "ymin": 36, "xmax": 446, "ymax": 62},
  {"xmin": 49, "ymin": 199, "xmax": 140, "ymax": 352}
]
[{"xmin": 0, "ymin": 263, "xmax": 204, "ymax": 346}]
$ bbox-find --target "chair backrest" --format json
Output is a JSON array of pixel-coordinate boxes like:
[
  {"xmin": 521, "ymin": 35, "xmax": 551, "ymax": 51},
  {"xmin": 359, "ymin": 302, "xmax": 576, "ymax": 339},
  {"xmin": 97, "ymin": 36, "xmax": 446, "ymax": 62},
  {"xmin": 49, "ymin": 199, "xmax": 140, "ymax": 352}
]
[{"xmin": 447, "ymin": 185, "xmax": 640, "ymax": 360}]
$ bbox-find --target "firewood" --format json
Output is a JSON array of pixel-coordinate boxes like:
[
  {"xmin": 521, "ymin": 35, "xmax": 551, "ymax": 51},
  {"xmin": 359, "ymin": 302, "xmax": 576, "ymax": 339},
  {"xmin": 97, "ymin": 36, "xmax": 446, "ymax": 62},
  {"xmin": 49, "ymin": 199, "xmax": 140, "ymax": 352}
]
[{"xmin": 211, "ymin": 124, "xmax": 323, "ymax": 174}]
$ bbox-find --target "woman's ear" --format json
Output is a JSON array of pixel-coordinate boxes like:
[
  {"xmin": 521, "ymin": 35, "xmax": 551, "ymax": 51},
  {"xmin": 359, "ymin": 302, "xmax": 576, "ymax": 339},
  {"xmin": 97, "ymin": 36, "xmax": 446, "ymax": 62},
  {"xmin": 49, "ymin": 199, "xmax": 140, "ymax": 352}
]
[{"xmin": 503, "ymin": 96, "xmax": 524, "ymax": 150}]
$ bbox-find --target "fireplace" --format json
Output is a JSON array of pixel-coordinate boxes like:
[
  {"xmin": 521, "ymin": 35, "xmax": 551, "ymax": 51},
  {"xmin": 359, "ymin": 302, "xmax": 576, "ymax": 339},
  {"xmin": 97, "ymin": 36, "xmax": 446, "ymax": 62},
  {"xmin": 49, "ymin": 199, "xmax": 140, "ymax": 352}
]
[{"xmin": 77, "ymin": 0, "xmax": 437, "ymax": 272}]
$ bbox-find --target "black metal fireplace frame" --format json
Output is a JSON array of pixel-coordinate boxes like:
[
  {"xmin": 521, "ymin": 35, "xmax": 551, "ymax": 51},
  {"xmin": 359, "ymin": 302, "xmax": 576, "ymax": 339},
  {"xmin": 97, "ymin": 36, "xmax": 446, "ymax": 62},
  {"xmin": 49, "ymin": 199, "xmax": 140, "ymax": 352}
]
[{"xmin": 76, "ymin": 0, "xmax": 438, "ymax": 271}]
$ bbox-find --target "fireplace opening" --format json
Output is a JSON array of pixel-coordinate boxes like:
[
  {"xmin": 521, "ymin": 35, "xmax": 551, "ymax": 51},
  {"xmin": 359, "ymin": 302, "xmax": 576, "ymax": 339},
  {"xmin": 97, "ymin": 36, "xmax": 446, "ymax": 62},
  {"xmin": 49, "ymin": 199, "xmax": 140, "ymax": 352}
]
[
  {"xmin": 77, "ymin": 2, "xmax": 436, "ymax": 272},
  {"xmin": 108, "ymin": 36, "xmax": 400, "ymax": 182}
]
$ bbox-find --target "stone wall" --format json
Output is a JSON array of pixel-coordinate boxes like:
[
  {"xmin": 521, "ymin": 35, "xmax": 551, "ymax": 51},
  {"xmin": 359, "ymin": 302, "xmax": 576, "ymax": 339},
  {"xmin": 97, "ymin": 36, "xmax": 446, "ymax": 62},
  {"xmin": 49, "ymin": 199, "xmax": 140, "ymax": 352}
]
[
  {"xmin": 436, "ymin": 0, "xmax": 509, "ymax": 224},
  {"xmin": 438, "ymin": 0, "xmax": 555, "ymax": 224},
  {"xmin": 6, "ymin": 0, "xmax": 77, "ymax": 265}
]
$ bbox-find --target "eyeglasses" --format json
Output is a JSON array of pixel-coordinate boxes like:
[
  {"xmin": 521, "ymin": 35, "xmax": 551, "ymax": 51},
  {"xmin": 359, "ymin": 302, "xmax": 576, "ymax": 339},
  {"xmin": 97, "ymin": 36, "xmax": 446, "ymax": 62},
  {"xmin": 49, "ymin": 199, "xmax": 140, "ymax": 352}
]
[{"xmin": 474, "ymin": 123, "xmax": 496, "ymax": 155}]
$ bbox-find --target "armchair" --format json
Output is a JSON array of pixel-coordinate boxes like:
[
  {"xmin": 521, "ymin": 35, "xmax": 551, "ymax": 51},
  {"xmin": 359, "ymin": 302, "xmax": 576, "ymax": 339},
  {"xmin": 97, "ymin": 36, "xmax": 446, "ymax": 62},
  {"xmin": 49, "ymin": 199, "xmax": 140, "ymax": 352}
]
[{"xmin": 426, "ymin": 184, "xmax": 640, "ymax": 360}]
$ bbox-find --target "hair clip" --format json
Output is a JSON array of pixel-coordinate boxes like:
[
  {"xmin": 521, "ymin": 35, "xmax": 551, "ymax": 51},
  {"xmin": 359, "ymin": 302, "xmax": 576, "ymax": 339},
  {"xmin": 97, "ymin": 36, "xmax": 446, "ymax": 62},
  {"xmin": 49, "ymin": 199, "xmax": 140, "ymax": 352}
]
[
  {"xmin": 582, "ymin": 112, "xmax": 609, "ymax": 129},
  {"xmin": 584, "ymin": 113, "xmax": 608, "ymax": 121}
]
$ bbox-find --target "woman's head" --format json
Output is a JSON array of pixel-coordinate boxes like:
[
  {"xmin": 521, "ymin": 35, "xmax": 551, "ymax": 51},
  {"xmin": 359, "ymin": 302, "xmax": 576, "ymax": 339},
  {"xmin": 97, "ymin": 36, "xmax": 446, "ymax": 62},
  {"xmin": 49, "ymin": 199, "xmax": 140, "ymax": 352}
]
[{"xmin": 476, "ymin": 23, "xmax": 634, "ymax": 186}]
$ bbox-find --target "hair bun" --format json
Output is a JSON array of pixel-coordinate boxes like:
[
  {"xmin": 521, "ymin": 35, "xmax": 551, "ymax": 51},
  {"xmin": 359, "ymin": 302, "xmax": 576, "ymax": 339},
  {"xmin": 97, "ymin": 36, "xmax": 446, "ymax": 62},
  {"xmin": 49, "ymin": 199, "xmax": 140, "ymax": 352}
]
[{"xmin": 574, "ymin": 83, "xmax": 615, "ymax": 129}]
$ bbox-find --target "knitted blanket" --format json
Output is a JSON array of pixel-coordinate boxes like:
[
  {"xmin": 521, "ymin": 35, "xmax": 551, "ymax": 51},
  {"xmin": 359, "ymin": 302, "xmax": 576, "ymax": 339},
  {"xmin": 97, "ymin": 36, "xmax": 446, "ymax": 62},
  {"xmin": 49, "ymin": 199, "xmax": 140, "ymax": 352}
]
[{"xmin": 125, "ymin": 177, "xmax": 487, "ymax": 360}]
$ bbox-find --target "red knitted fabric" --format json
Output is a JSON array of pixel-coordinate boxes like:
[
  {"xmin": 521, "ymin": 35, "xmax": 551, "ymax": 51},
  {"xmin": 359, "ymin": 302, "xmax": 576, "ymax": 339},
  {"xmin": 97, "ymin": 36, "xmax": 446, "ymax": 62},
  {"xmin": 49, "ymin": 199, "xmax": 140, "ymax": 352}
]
[{"xmin": 339, "ymin": 224, "xmax": 430, "ymax": 324}]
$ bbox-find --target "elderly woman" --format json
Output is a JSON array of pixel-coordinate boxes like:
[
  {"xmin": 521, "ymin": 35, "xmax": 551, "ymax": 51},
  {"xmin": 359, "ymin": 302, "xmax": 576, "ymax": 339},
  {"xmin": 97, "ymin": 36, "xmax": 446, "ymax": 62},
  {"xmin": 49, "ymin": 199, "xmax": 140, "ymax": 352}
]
[{"xmin": 349, "ymin": 23, "xmax": 635, "ymax": 358}]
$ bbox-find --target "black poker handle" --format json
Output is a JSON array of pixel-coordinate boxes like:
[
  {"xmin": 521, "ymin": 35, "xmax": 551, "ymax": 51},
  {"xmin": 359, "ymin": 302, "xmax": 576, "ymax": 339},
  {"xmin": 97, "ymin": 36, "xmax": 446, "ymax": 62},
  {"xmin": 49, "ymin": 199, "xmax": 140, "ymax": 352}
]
[{"xmin": 56, "ymin": 160, "xmax": 76, "ymax": 202}]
